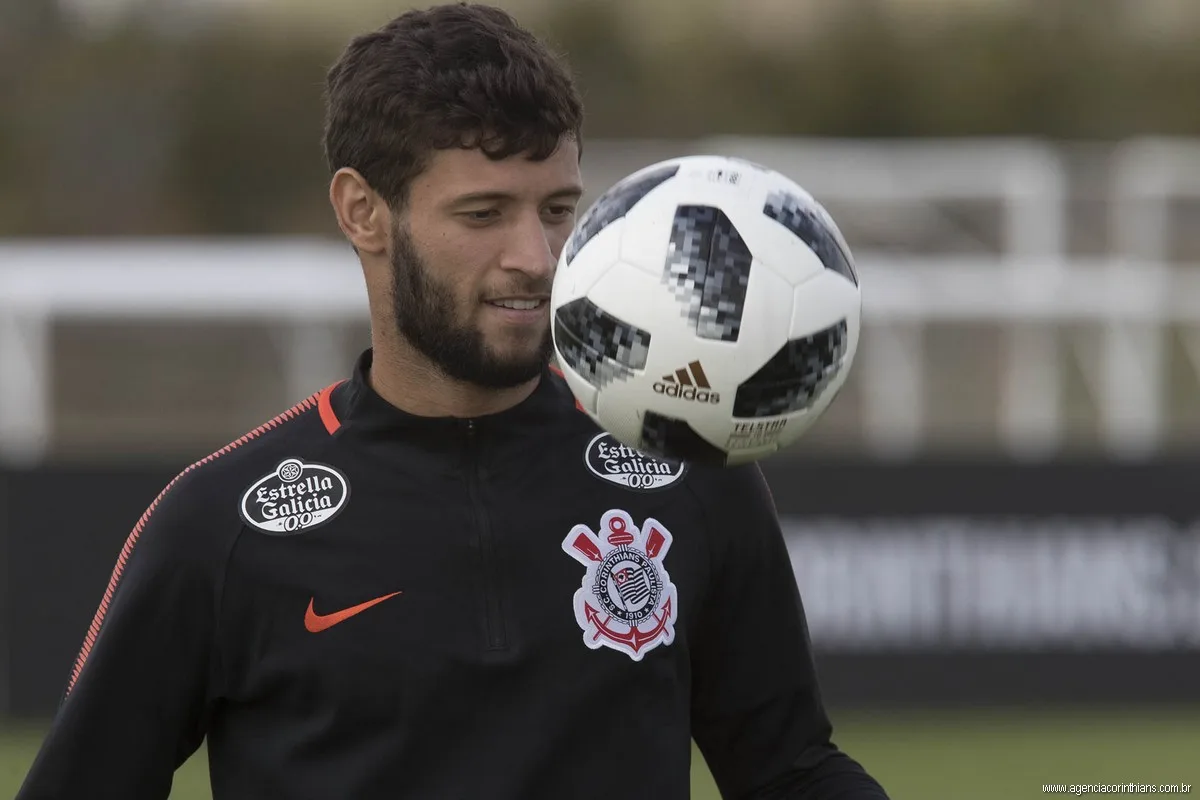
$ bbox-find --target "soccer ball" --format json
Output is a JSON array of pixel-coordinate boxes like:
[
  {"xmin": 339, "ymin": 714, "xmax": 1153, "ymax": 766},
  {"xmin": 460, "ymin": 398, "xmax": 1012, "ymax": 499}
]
[{"xmin": 551, "ymin": 155, "xmax": 861, "ymax": 467}]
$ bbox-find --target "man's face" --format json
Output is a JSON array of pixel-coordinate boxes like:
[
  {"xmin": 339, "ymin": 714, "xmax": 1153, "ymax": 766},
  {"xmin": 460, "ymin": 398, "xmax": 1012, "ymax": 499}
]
[{"xmin": 389, "ymin": 139, "xmax": 583, "ymax": 389}]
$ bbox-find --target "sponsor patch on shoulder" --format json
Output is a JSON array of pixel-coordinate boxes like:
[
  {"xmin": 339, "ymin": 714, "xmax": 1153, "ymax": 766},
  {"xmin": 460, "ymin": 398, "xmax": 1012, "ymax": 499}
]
[
  {"xmin": 584, "ymin": 432, "xmax": 687, "ymax": 491},
  {"xmin": 239, "ymin": 458, "xmax": 350, "ymax": 535}
]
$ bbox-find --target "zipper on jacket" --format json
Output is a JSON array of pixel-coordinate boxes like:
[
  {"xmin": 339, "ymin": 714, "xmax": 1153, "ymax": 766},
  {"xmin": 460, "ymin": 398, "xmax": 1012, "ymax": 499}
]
[{"xmin": 465, "ymin": 419, "xmax": 508, "ymax": 651}]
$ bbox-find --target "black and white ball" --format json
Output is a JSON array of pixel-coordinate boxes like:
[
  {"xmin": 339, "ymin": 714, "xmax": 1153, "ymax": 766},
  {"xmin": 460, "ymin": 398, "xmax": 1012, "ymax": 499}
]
[{"xmin": 552, "ymin": 155, "xmax": 861, "ymax": 466}]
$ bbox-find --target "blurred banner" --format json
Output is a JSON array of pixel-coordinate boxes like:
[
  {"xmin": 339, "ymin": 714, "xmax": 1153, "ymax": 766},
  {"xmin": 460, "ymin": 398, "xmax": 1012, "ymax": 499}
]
[
  {"xmin": 3, "ymin": 458, "xmax": 1198, "ymax": 716},
  {"xmin": 5, "ymin": 136, "xmax": 1200, "ymax": 466}
]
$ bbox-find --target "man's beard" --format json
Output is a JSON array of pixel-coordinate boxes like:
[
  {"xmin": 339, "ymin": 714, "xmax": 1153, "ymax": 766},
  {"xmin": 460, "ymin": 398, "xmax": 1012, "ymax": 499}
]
[{"xmin": 389, "ymin": 227, "xmax": 554, "ymax": 390}]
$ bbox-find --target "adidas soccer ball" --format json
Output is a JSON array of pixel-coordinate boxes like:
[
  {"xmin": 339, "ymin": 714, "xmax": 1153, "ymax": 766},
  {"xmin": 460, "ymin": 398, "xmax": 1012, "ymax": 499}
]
[{"xmin": 551, "ymin": 155, "xmax": 861, "ymax": 467}]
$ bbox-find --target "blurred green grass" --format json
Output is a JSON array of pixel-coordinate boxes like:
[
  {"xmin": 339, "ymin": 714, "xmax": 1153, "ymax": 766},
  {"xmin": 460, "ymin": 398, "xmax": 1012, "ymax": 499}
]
[{"xmin": 6, "ymin": 707, "xmax": 1200, "ymax": 799}]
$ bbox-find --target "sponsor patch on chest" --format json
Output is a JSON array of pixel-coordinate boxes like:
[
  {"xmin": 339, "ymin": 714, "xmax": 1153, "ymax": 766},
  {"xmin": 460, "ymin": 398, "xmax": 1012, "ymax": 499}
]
[
  {"xmin": 584, "ymin": 432, "xmax": 687, "ymax": 491},
  {"xmin": 239, "ymin": 458, "xmax": 350, "ymax": 535},
  {"xmin": 562, "ymin": 509, "xmax": 679, "ymax": 661}
]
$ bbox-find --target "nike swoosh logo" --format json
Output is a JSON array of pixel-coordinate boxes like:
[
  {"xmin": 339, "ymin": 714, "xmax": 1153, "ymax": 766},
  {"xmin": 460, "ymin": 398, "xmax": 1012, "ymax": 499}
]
[{"xmin": 304, "ymin": 591, "xmax": 402, "ymax": 633}]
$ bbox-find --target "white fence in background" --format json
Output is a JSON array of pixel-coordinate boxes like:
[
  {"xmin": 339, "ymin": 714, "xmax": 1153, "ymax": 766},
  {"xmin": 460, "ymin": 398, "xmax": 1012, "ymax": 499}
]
[{"xmin": 2, "ymin": 137, "xmax": 1200, "ymax": 464}]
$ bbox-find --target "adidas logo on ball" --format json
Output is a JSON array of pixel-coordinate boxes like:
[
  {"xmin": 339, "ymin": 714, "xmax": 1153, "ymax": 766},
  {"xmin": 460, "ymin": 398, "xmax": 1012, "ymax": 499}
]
[{"xmin": 653, "ymin": 361, "xmax": 721, "ymax": 403}]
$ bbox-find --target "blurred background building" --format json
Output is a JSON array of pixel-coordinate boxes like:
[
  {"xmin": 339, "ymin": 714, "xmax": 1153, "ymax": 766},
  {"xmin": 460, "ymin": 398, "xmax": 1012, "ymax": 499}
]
[{"xmin": 2, "ymin": 1, "xmax": 1199, "ymax": 798}]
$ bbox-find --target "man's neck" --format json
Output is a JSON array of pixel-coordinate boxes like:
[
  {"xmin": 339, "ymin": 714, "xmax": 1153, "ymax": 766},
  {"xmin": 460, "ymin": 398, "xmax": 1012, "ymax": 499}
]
[{"xmin": 366, "ymin": 335, "xmax": 540, "ymax": 420}]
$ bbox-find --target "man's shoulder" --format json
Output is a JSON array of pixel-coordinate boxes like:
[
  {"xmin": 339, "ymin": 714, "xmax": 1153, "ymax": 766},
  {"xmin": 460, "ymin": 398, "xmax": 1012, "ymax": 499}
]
[
  {"xmin": 149, "ymin": 384, "xmax": 340, "ymax": 530},
  {"xmin": 680, "ymin": 460, "xmax": 776, "ymax": 514},
  {"xmin": 94, "ymin": 384, "xmax": 343, "ymax": 584}
]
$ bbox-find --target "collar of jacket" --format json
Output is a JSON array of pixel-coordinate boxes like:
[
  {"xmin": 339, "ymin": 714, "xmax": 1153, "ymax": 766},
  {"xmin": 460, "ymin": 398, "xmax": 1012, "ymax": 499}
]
[{"xmin": 325, "ymin": 347, "xmax": 572, "ymax": 443}]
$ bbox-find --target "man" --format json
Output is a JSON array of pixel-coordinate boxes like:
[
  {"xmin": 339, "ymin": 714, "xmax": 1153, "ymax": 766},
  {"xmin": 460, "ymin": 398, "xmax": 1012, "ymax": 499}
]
[{"xmin": 18, "ymin": 4, "xmax": 890, "ymax": 798}]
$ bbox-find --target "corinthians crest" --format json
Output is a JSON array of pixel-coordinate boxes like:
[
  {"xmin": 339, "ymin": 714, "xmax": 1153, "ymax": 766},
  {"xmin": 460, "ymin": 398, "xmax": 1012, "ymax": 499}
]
[{"xmin": 562, "ymin": 509, "xmax": 678, "ymax": 661}]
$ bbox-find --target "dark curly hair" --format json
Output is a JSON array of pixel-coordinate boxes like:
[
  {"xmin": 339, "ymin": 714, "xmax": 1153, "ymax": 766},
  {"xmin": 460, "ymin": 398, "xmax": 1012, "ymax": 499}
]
[{"xmin": 323, "ymin": 3, "xmax": 585, "ymax": 210}]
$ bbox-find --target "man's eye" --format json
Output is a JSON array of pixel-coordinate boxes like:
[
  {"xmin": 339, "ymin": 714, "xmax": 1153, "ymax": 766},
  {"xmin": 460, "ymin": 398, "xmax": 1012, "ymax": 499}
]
[
  {"xmin": 463, "ymin": 210, "xmax": 499, "ymax": 222},
  {"xmin": 544, "ymin": 205, "xmax": 576, "ymax": 219}
]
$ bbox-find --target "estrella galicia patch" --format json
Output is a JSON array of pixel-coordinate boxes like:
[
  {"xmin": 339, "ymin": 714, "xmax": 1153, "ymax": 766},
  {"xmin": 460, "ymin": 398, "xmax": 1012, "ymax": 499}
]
[
  {"xmin": 584, "ymin": 433, "xmax": 687, "ymax": 492},
  {"xmin": 239, "ymin": 458, "xmax": 350, "ymax": 535}
]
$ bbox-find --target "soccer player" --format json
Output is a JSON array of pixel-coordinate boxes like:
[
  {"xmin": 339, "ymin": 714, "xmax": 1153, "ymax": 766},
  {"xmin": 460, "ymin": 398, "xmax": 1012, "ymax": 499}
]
[{"xmin": 17, "ymin": 4, "xmax": 890, "ymax": 798}]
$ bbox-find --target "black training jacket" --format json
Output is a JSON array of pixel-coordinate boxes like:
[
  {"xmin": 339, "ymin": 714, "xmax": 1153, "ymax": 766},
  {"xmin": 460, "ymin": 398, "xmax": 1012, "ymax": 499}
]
[{"xmin": 17, "ymin": 349, "xmax": 888, "ymax": 800}]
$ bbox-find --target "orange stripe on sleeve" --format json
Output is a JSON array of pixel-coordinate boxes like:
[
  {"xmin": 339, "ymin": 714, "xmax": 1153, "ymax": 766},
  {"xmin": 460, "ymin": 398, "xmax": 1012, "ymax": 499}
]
[
  {"xmin": 317, "ymin": 380, "xmax": 344, "ymax": 434},
  {"xmin": 65, "ymin": 384, "xmax": 339, "ymax": 696}
]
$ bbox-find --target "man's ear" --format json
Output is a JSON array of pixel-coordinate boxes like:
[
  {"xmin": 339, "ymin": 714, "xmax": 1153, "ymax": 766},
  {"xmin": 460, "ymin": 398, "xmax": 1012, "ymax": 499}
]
[{"xmin": 329, "ymin": 168, "xmax": 391, "ymax": 255}]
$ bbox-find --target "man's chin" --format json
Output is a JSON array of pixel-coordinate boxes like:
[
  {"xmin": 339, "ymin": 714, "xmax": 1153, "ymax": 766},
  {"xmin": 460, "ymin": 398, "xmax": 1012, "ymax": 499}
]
[
  {"xmin": 457, "ymin": 365, "xmax": 546, "ymax": 390},
  {"xmin": 490, "ymin": 353, "xmax": 551, "ymax": 380},
  {"xmin": 466, "ymin": 347, "xmax": 552, "ymax": 389},
  {"xmin": 484, "ymin": 331, "xmax": 552, "ymax": 362}
]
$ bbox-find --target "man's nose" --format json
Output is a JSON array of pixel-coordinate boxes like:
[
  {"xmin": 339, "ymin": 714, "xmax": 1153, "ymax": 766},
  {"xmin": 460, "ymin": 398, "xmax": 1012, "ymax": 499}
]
[{"xmin": 500, "ymin": 213, "xmax": 557, "ymax": 279}]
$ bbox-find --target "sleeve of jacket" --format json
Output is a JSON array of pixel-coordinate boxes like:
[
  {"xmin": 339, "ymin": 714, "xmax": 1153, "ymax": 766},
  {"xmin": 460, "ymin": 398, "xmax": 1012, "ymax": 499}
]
[
  {"xmin": 16, "ymin": 469, "xmax": 226, "ymax": 800},
  {"xmin": 688, "ymin": 464, "xmax": 890, "ymax": 800}
]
